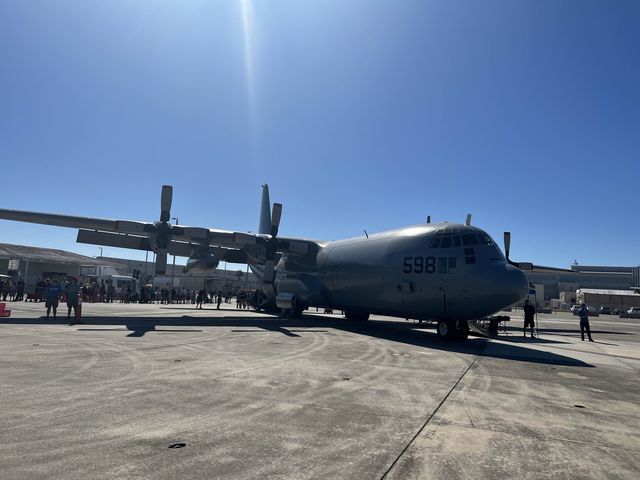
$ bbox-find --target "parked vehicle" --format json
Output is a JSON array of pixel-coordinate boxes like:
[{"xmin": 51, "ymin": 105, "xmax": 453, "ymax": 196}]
[
  {"xmin": 572, "ymin": 305, "xmax": 598, "ymax": 316},
  {"xmin": 627, "ymin": 307, "xmax": 640, "ymax": 315},
  {"xmin": 599, "ymin": 306, "xmax": 611, "ymax": 315}
]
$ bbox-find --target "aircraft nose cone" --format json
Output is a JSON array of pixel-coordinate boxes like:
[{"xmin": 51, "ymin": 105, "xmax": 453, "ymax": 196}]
[{"xmin": 505, "ymin": 264, "xmax": 529, "ymax": 305}]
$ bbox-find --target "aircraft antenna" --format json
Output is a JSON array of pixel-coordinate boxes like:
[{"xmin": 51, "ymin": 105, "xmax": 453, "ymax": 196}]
[
  {"xmin": 426, "ymin": 216, "xmax": 431, "ymax": 224},
  {"xmin": 465, "ymin": 214, "xmax": 472, "ymax": 226},
  {"xmin": 363, "ymin": 229, "xmax": 369, "ymax": 239}
]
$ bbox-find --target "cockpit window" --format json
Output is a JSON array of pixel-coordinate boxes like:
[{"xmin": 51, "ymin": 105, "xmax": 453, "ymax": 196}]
[
  {"xmin": 462, "ymin": 234, "xmax": 478, "ymax": 246},
  {"xmin": 453, "ymin": 235, "xmax": 461, "ymax": 247},
  {"xmin": 478, "ymin": 234, "xmax": 494, "ymax": 245},
  {"xmin": 430, "ymin": 236, "xmax": 441, "ymax": 248}
]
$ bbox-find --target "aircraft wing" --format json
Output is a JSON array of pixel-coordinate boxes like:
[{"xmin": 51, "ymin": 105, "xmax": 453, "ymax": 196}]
[
  {"xmin": 0, "ymin": 208, "xmax": 320, "ymax": 261},
  {"xmin": 0, "ymin": 185, "xmax": 322, "ymax": 274},
  {"xmin": 503, "ymin": 232, "xmax": 574, "ymax": 274},
  {"xmin": 0, "ymin": 208, "xmax": 153, "ymax": 232},
  {"xmin": 529, "ymin": 264, "xmax": 576, "ymax": 274}
]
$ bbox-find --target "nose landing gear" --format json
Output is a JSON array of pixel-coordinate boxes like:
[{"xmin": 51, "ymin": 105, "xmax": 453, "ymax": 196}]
[{"xmin": 437, "ymin": 319, "xmax": 469, "ymax": 341}]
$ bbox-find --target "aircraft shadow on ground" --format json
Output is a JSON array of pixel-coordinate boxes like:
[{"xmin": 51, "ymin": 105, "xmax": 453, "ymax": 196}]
[{"xmin": 0, "ymin": 313, "xmax": 596, "ymax": 367}]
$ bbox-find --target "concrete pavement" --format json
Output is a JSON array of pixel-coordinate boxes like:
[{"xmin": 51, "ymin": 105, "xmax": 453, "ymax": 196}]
[{"xmin": 1, "ymin": 302, "xmax": 638, "ymax": 479}]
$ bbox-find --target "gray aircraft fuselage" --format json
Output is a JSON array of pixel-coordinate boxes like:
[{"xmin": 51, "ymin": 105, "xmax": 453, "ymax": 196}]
[{"xmin": 275, "ymin": 223, "xmax": 528, "ymax": 321}]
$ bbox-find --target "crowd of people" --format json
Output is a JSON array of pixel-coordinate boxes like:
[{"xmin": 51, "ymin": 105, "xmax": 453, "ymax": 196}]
[
  {"xmin": 0, "ymin": 277, "xmax": 26, "ymax": 302},
  {"xmin": 1, "ymin": 275, "xmax": 268, "ymax": 315}
]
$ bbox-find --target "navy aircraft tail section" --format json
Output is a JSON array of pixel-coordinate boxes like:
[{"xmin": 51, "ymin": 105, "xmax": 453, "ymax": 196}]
[{"xmin": 258, "ymin": 184, "xmax": 272, "ymax": 235}]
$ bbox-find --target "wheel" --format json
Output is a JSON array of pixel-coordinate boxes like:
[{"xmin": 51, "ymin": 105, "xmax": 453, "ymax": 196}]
[
  {"xmin": 437, "ymin": 319, "xmax": 469, "ymax": 341},
  {"xmin": 437, "ymin": 319, "xmax": 451, "ymax": 339},
  {"xmin": 344, "ymin": 310, "xmax": 370, "ymax": 322}
]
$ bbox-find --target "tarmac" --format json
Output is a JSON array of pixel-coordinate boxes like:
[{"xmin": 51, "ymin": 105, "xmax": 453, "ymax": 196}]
[{"xmin": 1, "ymin": 301, "xmax": 639, "ymax": 480}]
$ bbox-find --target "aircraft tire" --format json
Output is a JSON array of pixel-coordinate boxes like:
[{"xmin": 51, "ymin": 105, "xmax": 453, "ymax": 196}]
[
  {"xmin": 344, "ymin": 310, "xmax": 370, "ymax": 322},
  {"xmin": 437, "ymin": 319, "xmax": 469, "ymax": 341},
  {"xmin": 437, "ymin": 320, "xmax": 453, "ymax": 340}
]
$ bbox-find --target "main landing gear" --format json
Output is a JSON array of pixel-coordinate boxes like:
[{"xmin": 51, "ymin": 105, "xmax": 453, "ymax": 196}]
[{"xmin": 437, "ymin": 319, "xmax": 469, "ymax": 341}]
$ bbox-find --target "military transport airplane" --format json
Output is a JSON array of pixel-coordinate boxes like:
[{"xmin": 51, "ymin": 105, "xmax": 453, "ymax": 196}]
[{"xmin": 0, "ymin": 185, "xmax": 532, "ymax": 341}]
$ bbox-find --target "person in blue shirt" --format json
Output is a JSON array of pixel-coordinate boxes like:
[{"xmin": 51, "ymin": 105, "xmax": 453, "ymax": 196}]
[
  {"xmin": 578, "ymin": 303, "xmax": 594, "ymax": 342},
  {"xmin": 45, "ymin": 280, "xmax": 63, "ymax": 319}
]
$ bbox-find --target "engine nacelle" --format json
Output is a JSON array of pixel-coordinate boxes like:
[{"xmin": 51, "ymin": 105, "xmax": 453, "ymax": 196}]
[{"xmin": 185, "ymin": 251, "xmax": 219, "ymax": 273}]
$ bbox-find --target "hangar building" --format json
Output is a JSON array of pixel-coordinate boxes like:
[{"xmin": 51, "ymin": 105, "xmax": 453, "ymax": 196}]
[{"xmin": 0, "ymin": 243, "xmax": 118, "ymax": 289}]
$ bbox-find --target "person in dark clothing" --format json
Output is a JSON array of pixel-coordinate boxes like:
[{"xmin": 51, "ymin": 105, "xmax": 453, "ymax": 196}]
[
  {"xmin": 523, "ymin": 299, "xmax": 536, "ymax": 338},
  {"xmin": 578, "ymin": 303, "xmax": 594, "ymax": 342},
  {"xmin": 216, "ymin": 291, "xmax": 222, "ymax": 310},
  {"xmin": 65, "ymin": 277, "xmax": 80, "ymax": 321},
  {"xmin": 196, "ymin": 289, "xmax": 205, "ymax": 309},
  {"xmin": 16, "ymin": 279, "xmax": 25, "ymax": 301}
]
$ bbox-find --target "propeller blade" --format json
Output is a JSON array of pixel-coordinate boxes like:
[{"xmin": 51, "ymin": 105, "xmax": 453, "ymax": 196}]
[
  {"xmin": 503, "ymin": 231, "xmax": 511, "ymax": 261},
  {"xmin": 271, "ymin": 203, "xmax": 282, "ymax": 236},
  {"xmin": 160, "ymin": 185, "xmax": 173, "ymax": 222},
  {"xmin": 155, "ymin": 251, "xmax": 168, "ymax": 274}
]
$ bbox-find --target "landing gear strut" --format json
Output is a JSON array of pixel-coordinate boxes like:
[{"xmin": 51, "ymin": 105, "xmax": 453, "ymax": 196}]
[{"xmin": 437, "ymin": 319, "xmax": 469, "ymax": 341}]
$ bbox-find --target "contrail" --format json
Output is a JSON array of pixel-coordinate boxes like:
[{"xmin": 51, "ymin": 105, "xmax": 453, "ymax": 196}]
[{"xmin": 239, "ymin": 0, "xmax": 256, "ymax": 124}]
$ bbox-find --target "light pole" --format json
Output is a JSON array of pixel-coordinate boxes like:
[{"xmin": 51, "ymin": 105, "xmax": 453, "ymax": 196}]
[
  {"xmin": 98, "ymin": 247, "xmax": 103, "ymax": 258},
  {"xmin": 170, "ymin": 217, "xmax": 178, "ymax": 302}
]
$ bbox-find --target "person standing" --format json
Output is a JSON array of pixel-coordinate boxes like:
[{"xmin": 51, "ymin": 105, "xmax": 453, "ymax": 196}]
[
  {"xmin": 196, "ymin": 289, "xmax": 205, "ymax": 309},
  {"xmin": 45, "ymin": 280, "xmax": 63, "ymax": 319},
  {"xmin": 523, "ymin": 300, "xmax": 536, "ymax": 338},
  {"xmin": 578, "ymin": 303, "xmax": 594, "ymax": 342},
  {"xmin": 216, "ymin": 291, "xmax": 222, "ymax": 310},
  {"xmin": 1, "ymin": 279, "xmax": 9, "ymax": 301},
  {"xmin": 16, "ymin": 278, "xmax": 25, "ymax": 301},
  {"xmin": 65, "ymin": 277, "xmax": 80, "ymax": 321},
  {"xmin": 106, "ymin": 283, "xmax": 115, "ymax": 303}
]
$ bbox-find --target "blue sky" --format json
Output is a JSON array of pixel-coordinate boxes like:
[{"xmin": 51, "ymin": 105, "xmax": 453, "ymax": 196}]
[{"xmin": 1, "ymin": 0, "xmax": 638, "ymax": 268}]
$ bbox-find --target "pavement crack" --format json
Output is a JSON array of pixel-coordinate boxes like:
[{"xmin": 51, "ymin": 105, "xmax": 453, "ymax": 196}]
[{"xmin": 379, "ymin": 344, "xmax": 486, "ymax": 480}]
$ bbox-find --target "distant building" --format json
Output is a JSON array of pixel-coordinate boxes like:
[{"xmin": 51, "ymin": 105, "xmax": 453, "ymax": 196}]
[
  {"xmin": 526, "ymin": 264, "xmax": 636, "ymax": 301},
  {"xmin": 0, "ymin": 243, "xmax": 120, "ymax": 290},
  {"xmin": 576, "ymin": 289, "xmax": 640, "ymax": 311},
  {"xmin": 0, "ymin": 244, "xmax": 258, "ymax": 294}
]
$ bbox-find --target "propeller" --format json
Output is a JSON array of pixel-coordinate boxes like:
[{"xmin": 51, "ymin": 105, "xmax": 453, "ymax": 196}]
[
  {"xmin": 503, "ymin": 231, "xmax": 533, "ymax": 271},
  {"xmin": 262, "ymin": 202, "xmax": 283, "ymax": 286},
  {"xmin": 113, "ymin": 185, "xmax": 210, "ymax": 275},
  {"xmin": 152, "ymin": 185, "xmax": 174, "ymax": 274}
]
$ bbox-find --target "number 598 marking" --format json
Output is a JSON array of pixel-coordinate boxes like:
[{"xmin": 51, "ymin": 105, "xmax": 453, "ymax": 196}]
[{"xmin": 403, "ymin": 257, "xmax": 436, "ymax": 273}]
